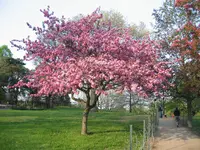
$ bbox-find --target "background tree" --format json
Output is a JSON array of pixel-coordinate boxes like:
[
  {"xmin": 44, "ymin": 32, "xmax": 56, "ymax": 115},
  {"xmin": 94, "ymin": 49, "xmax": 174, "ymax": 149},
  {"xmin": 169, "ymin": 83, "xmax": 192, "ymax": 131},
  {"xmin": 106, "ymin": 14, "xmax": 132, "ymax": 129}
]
[
  {"xmin": 7, "ymin": 59, "xmax": 29, "ymax": 105},
  {"xmin": 0, "ymin": 45, "xmax": 12, "ymax": 57},
  {"xmin": 153, "ymin": 0, "xmax": 200, "ymax": 127},
  {"xmin": 0, "ymin": 45, "xmax": 12, "ymax": 103},
  {"xmin": 0, "ymin": 45, "xmax": 28, "ymax": 105},
  {"xmin": 101, "ymin": 10, "xmax": 149, "ymax": 39},
  {"xmin": 100, "ymin": 10, "xmax": 126, "ymax": 29},
  {"xmin": 171, "ymin": 0, "xmax": 200, "ymax": 127},
  {"xmin": 0, "ymin": 45, "xmax": 13, "ymax": 83},
  {"xmin": 12, "ymin": 7, "xmax": 171, "ymax": 135}
]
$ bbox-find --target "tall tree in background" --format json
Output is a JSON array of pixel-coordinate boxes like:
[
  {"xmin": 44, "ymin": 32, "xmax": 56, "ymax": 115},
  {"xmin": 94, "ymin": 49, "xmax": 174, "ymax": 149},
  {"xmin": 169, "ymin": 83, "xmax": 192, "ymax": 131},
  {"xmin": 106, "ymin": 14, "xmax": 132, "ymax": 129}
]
[
  {"xmin": 101, "ymin": 10, "xmax": 149, "ymax": 39},
  {"xmin": 153, "ymin": 0, "xmax": 200, "ymax": 127},
  {"xmin": 0, "ymin": 45, "xmax": 28, "ymax": 104},
  {"xmin": 0, "ymin": 45, "xmax": 12, "ymax": 102},
  {"xmin": 12, "ymin": 7, "xmax": 171, "ymax": 135},
  {"xmin": 0, "ymin": 45, "xmax": 12, "ymax": 57},
  {"xmin": 8, "ymin": 59, "xmax": 28, "ymax": 105},
  {"xmin": 101, "ymin": 10, "xmax": 126, "ymax": 29},
  {"xmin": 171, "ymin": 0, "xmax": 200, "ymax": 127},
  {"xmin": 0, "ymin": 45, "xmax": 13, "ymax": 80}
]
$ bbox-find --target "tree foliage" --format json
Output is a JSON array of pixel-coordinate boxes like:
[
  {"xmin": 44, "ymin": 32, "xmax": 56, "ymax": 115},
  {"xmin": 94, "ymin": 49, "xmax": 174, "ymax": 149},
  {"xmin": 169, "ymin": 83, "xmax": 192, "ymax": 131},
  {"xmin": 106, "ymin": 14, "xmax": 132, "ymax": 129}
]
[
  {"xmin": 13, "ymin": 8, "xmax": 171, "ymax": 97},
  {"xmin": 153, "ymin": 0, "xmax": 200, "ymax": 126},
  {"xmin": 171, "ymin": 0, "xmax": 200, "ymax": 98},
  {"xmin": 101, "ymin": 10, "xmax": 149, "ymax": 39},
  {"xmin": 0, "ymin": 45, "xmax": 12, "ymax": 57},
  {"xmin": 153, "ymin": 0, "xmax": 200, "ymax": 97},
  {"xmin": 152, "ymin": 0, "xmax": 199, "ymax": 59},
  {"xmin": 0, "ymin": 45, "xmax": 28, "ymax": 104}
]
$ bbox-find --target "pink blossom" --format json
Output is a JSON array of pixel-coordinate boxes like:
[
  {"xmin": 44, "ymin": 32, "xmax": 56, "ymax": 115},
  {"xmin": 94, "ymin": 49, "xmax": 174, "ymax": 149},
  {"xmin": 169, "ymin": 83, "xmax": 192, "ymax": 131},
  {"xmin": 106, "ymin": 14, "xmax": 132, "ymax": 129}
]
[{"xmin": 11, "ymin": 8, "xmax": 171, "ymax": 97}]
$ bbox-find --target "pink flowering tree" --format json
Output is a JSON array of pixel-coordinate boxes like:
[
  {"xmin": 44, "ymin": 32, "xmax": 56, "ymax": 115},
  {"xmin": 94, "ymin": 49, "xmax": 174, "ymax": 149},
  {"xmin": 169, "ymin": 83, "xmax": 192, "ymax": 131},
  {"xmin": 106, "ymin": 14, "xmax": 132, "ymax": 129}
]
[{"xmin": 11, "ymin": 7, "xmax": 171, "ymax": 135}]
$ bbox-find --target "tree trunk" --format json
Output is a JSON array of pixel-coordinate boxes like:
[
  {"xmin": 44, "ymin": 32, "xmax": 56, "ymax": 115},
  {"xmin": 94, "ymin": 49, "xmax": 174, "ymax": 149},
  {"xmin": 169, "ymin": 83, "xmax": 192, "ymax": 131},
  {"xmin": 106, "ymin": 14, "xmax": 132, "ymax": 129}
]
[
  {"xmin": 49, "ymin": 96, "xmax": 53, "ymax": 108},
  {"xmin": 14, "ymin": 94, "xmax": 18, "ymax": 106},
  {"xmin": 81, "ymin": 108, "xmax": 89, "ymax": 135},
  {"xmin": 77, "ymin": 88, "xmax": 99, "ymax": 135},
  {"xmin": 162, "ymin": 97, "xmax": 165, "ymax": 116},
  {"xmin": 46, "ymin": 95, "xmax": 53, "ymax": 109},
  {"xmin": 46, "ymin": 96, "xmax": 49, "ymax": 109},
  {"xmin": 187, "ymin": 100, "xmax": 193, "ymax": 128},
  {"xmin": 31, "ymin": 97, "xmax": 34, "ymax": 108},
  {"xmin": 90, "ymin": 89, "xmax": 98, "ymax": 112},
  {"xmin": 129, "ymin": 92, "xmax": 132, "ymax": 113}
]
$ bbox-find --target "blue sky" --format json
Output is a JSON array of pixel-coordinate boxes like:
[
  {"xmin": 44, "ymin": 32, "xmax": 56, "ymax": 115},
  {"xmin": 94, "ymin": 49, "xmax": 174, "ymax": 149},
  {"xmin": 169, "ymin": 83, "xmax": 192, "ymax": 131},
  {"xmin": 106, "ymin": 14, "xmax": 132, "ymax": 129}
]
[{"xmin": 0, "ymin": 0, "xmax": 164, "ymax": 69}]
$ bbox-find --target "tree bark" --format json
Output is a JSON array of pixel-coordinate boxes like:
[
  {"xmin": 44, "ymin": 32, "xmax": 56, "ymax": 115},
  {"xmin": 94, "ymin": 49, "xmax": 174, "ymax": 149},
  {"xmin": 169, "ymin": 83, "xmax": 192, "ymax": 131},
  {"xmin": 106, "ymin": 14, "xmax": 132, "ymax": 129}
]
[
  {"xmin": 80, "ymin": 89, "xmax": 99, "ymax": 135},
  {"xmin": 90, "ymin": 89, "xmax": 98, "ymax": 112},
  {"xmin": 81, "ymin": 108, "xmax": 89, "ymax": 135},
  {"xmin": 14, "ymin": 94, "xmax": 18, "ymax": 106},
  {"xmin": 14, "ymin": 87, "xmax": 19, "ymax": 106},
  {"xmin": 46, "ymin": 96, "xmax": 49, "ymax": 109},
  {"xmin": 31, "ymin": 97, "xmax": 34, "ymax": 108},
  {"xmin": 129, "ymin": 92, "xmax": 132, "ymax": 113},
  {"xmin": 46, "ymin": 95, "xmax": 53, "ymax": 109},
  {"xmin": 49, "ymin": 96, "xmax": 53, "ymax": 108},
  {"xmin": 187, "ymin": 100, "xmax": 193, "ymax": 128},
  {"xmin": 162, "ymin": 97, "xmax": 165, "ymax": 116}
]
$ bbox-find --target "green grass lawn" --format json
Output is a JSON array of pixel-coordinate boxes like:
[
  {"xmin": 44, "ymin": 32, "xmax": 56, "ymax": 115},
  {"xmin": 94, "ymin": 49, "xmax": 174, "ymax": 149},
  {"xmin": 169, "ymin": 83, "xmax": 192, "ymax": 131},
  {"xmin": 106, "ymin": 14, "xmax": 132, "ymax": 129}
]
[
  {"xmin": 0, "ymin": 108, "xmax": 147, "ymax": 150},
  {"xmin": 192, "ymin": 113, "xmax": 200, "ymax": 135}
]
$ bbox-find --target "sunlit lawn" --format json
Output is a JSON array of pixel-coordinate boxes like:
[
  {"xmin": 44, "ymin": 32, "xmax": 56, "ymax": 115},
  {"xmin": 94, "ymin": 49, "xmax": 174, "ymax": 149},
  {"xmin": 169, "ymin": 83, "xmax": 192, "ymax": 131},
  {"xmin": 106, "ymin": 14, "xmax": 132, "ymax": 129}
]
[{"xmin": 0, "ymin": 108, "xmax": 147, "ymax": 150}]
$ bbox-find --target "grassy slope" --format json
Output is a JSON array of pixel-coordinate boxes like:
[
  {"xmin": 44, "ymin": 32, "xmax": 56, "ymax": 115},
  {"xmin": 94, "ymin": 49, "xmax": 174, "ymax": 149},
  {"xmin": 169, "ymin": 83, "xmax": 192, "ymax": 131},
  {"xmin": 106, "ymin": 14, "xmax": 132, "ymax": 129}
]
[{"xmin": 0, "ymin": 108, "xmax": 147, "ymax": 150}]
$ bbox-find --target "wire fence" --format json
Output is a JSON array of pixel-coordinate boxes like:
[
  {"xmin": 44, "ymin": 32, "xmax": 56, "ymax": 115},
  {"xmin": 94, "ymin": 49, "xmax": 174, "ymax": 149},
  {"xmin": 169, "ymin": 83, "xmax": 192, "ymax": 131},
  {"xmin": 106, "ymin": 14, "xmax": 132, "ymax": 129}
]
[{"xmin": 125, "ymin": 108, "xmax": 159, "ymax": 150}]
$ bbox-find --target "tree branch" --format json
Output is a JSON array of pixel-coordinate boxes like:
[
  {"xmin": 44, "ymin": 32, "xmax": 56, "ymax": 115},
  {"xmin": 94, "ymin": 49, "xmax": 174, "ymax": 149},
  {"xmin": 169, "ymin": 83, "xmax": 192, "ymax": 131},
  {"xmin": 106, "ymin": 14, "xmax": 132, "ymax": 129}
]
[
  {"xmin": 89, "ymin": 90, "xmax": 100, "ymax": 109},
  {"xmin": 71, "ymin": 93, "xmax": 86, "ymax": 104},
  {"xmin": 78, "ymin": 87, "xmax": 87, "ymax": 93},
  {"xmin": 89, "ymin": 97, "xmax": 98, "ymax": 109}
]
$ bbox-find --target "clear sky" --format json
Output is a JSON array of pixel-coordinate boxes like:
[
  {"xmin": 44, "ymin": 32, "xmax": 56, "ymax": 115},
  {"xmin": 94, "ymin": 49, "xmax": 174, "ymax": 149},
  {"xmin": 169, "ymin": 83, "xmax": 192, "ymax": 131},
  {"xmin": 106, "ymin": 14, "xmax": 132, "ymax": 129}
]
[{"xmin": 0, "ymin": 0, "xmax": 164, "ymax": 69}]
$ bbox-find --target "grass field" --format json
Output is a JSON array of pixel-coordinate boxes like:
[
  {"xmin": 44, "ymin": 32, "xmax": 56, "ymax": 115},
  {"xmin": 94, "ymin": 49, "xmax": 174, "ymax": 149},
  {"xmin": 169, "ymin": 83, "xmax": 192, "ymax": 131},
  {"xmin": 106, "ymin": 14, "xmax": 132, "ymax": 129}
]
[
  {"xmin": 0, "ymin": 108, "xmax": 147, "ymax": 150},
  {"xmin": 192, "ymin": 113, "xmax": 200, "ymax": 135}
]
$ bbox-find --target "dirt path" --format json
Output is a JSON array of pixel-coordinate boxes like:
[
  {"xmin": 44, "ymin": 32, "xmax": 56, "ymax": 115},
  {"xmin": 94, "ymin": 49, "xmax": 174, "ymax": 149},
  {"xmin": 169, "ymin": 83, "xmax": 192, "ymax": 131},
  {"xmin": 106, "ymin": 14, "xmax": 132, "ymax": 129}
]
[{"xmin": 153, "ymin": 118, "xmax": 200, "ymax": 150}]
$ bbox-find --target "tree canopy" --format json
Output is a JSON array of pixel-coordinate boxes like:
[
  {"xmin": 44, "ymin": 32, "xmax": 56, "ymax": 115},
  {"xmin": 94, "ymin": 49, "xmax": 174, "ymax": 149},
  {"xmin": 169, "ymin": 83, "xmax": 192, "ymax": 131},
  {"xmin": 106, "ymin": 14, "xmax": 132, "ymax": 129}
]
[
  {"xmin": 12, "ymin": 7, "xmax": 172, "ymax": 134},
  {"xmin": 12, "ymin": 7, "xmax": 171, "ymax": 97}
]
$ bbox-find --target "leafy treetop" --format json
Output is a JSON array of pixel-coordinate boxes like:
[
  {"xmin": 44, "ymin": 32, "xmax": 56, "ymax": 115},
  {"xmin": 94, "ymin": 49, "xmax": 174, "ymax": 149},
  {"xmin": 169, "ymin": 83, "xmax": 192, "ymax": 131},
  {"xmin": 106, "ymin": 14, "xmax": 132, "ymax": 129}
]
[
  {"xmin": 172, "ymin": 0, "xmax": 200, "ymax": 60},
  {"xmin": 12, "ymin": 7, "xmax": 171, "ymax": 97}
]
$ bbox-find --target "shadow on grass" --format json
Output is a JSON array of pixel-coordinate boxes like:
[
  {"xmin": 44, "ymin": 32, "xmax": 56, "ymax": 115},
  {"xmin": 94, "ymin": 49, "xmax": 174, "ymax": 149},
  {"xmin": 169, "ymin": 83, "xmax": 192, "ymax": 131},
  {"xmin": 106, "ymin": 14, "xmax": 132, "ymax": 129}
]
[
  {"xmin": 88, "ymin": 129, "xmax": 128, "ymax": 135},
  {"xmin": 12, "ymin": 108, "xmax": 45, "ymax": 110}
]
